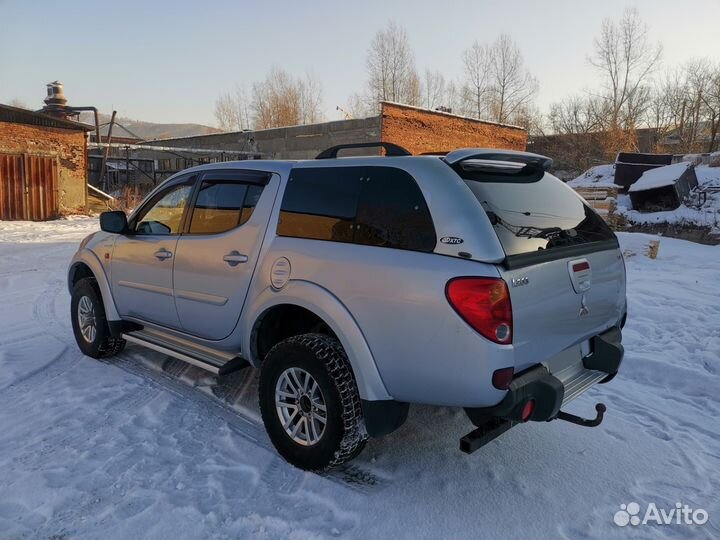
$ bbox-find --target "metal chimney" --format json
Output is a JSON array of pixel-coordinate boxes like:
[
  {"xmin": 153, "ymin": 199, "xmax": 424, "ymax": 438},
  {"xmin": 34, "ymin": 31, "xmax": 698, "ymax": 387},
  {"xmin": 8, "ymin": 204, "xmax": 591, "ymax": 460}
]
[{"xmin": 42, "ymin": 81, "xmax": 71, "ymax": 118}]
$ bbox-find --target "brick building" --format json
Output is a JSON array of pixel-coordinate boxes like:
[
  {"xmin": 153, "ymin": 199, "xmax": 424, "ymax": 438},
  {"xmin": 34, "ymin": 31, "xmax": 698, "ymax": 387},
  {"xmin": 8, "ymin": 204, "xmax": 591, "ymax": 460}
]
[
  {"xmin": 138, "ymin": 102, "xmax": 527, "ymax": 183},
  {"xmin": 0, "ymin": 104, "xmax": 90, "ymax": 220}
]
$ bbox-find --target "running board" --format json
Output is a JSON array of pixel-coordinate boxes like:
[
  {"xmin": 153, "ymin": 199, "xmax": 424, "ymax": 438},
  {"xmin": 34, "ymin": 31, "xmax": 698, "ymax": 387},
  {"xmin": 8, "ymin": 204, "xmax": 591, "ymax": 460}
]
[{"xmin": 121, "ymin": 328, "xmax": 249, "ymax": 376}]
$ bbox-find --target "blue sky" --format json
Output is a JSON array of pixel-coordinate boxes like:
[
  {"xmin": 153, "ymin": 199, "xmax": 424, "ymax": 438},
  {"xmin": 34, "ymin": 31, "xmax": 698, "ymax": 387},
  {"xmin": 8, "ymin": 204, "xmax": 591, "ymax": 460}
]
[{"xmin": 1, "ymin": 0, "xmax": 718, "ymax": 126}]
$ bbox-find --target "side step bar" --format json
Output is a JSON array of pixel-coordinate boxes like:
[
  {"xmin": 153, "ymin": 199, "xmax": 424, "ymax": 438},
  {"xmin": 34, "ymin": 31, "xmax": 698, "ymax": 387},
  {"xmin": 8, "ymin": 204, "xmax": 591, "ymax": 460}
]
[{"xmin": 122, "ymin": 328, "xmax": 248, "ymax": 376}]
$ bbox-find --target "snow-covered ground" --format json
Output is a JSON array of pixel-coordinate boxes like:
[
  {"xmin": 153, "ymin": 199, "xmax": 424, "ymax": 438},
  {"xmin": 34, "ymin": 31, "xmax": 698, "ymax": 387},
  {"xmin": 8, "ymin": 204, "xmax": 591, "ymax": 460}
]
[
  {"xmin": 0, "ymin": 218, "xmax": 719, "ymax": 539},
  {"xmin": 568, "ymin": 161, "xmax": 720, "ymax": 232}
]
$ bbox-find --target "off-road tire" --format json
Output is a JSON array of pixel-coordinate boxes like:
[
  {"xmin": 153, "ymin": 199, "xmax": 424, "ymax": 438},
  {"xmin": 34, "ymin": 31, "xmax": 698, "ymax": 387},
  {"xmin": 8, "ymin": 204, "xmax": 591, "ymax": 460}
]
[
  {"xmin": 259, "ymin": 333, "xmax": 367, "ymax": 471},
  {"xmin": 71, "ymin": 277, "xmax": 126, "ymax": 359}
]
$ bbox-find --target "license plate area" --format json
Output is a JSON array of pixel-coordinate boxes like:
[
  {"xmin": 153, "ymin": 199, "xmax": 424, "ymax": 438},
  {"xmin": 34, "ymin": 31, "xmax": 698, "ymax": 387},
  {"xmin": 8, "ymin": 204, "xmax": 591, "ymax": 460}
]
[{"xmin": 542, "ymin": 340, "xmax": 590, "ymax": 378}]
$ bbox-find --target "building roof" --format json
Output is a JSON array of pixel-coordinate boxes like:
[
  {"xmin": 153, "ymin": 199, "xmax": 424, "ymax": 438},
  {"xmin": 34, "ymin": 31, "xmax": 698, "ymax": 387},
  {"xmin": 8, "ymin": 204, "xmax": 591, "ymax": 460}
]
[
  {"xmin": 0, "ymin": 103, "xmax": 93, "ymax": 131},
  {"xmin": 379, "ymin": 101, "xmax": 527, "ymax": 131}
]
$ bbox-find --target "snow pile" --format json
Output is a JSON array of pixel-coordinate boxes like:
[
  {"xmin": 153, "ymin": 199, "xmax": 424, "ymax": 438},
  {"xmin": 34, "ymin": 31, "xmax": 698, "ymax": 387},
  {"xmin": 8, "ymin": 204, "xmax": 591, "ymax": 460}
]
[
  {"xmin": 1, "ymin": 220, "xmax": 719, "ymax": 539},
  {"xmin": 628, "ymin": 162, "xmax": 692, "ymax": 192},
  {"xmin": 567, "ymin": 164, "xmax": 616, "ymax": 188}
]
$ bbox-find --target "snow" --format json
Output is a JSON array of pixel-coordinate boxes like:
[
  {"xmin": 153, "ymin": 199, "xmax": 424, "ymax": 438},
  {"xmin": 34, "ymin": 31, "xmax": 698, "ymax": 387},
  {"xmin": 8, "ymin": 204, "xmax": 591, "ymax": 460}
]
[
  {"xmin": 1, "ymin": 219, "xmax": 720, "ymax": 539},
  {"xmin": 569, "ymin": 160, "xmax": 720, "ymax": 231},
  {"xmin": 567, "ymin": 164, "xmax": 617, "ymax": 188},
  {"xmin": 628, "ymin": 162, "xmax": 692, "ymax": 193}
]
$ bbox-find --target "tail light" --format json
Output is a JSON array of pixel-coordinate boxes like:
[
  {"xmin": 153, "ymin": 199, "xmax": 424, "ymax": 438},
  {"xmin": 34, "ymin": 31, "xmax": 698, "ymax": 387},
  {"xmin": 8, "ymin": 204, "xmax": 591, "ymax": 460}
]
[{"xmin": 446, "ymin": 277, "xmax": 513, "ymax": 344}]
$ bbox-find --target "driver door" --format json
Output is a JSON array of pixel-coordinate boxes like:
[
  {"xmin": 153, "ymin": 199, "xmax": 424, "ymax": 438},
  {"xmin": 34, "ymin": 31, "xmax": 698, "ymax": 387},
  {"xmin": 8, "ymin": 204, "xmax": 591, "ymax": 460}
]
[{"xmin": 110, "ymin": 175, "xmax": 196, "ymax": 328}]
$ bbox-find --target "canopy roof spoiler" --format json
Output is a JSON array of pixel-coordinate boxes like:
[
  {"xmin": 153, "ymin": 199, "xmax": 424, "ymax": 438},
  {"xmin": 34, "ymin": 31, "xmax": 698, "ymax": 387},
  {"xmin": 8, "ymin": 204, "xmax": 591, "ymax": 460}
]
[
  {"xmin": 316, "ymin": 142, "xmax": 411, "ymax": 159},
  {"xmin": 443, "ymin": 148, "xmax": 553, "ymax": 171}
]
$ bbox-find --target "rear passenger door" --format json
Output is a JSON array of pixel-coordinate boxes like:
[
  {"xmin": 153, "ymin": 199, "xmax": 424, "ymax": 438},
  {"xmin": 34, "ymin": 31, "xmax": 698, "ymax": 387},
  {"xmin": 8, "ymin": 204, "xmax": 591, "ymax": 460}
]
[{"xmin": 172, "ymin": 169, "xmax": 276, "ymax": 340}]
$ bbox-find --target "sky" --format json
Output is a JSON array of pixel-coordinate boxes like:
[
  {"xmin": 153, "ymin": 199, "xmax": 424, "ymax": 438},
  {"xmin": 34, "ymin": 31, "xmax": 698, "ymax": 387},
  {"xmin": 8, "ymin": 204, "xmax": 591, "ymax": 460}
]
[{"xmin": 1, "ymin": 0, "xmax": 719, "ymax": 127}]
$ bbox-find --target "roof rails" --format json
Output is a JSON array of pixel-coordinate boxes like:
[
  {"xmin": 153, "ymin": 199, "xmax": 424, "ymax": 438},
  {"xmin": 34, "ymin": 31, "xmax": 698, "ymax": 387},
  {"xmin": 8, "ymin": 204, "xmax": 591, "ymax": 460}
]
[
  {"xmin": 315, "ymin": 142, "xmax": 411, "ymax": 159},
  {"xmin": 444, "ymin": 148, "xmax": 553, "ymax": 171}
]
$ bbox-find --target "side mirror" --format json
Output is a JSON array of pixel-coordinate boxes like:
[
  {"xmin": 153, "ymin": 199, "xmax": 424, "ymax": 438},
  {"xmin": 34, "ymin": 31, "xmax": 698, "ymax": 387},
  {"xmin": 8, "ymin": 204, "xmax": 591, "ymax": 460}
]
[{"xmin": 100, "ymin": 210, "xmax": 129, "ymax": 234}]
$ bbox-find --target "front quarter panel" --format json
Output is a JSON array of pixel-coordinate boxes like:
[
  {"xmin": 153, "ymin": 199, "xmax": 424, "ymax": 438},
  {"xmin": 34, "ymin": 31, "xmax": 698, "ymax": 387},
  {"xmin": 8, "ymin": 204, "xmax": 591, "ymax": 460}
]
[{"xmin": 68, "ymin": 232, "xmax": 120, "ymax": 321}]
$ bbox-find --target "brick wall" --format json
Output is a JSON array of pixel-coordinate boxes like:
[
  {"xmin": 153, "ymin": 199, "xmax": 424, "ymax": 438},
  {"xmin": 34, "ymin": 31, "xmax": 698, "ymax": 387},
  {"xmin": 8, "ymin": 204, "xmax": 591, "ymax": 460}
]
[
  {"xmin": 380, "ymin": 102, "xmax": 527, "ymax": 154},
  {"xmin": 0, "ymin": 121, "xmax": 87, "ymax": 211}
]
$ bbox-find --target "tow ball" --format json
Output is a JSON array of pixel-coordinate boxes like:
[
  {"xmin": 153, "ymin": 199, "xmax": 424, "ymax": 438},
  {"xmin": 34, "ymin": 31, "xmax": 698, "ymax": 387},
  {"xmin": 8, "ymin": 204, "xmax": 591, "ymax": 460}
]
[{"xmin": 554, "ymin": 403, "xmax": 606, "ymax": 427}]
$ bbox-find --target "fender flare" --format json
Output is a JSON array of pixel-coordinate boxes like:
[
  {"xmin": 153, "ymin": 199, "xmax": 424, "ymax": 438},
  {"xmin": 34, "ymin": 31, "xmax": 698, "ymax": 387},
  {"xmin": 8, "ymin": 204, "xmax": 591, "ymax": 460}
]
[
  {"xmin": 242, "ymin": 280, "xmax": 392, "ymax": 402},
  {"xmin": 68, "ymin": 249, "xmax": 121, "ymax": 321}
]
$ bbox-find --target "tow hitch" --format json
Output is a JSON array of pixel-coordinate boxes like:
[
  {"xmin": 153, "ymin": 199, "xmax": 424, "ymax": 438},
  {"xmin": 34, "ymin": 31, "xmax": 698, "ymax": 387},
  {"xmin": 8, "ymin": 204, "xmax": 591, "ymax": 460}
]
[
  {"xmin": 459, "ymin": 403, "xmax": 607, "ymax": 454},
  {"xmin": 554, "ymin": 403, "xmax": 606, "ymax": 427},
  {"xmin": 460, "ymin": 417, "xmax": 516, "ymax": 454}
]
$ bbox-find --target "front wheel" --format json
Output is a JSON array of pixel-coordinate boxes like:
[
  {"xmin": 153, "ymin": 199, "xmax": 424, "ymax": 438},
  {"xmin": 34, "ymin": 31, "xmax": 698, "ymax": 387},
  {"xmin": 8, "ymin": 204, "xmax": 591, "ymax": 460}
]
[
  {"xmin": 258, "ymin": 333, "xmax": 367, "ymax": 471},
  {"xmin": 70, "ymin": 278, "xmax": 126, "ymax": 359}
]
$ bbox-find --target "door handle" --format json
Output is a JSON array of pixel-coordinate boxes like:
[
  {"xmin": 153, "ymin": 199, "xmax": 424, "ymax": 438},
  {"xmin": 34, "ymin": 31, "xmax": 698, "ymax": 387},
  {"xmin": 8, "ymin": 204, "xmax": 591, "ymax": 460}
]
[
  {"xmin": 223, "ymin": 251, "xmax": 248, "ymax": 267},
  {"xmin": 154, "ymin": 248, "xmax": 173, "ymax": 261}
]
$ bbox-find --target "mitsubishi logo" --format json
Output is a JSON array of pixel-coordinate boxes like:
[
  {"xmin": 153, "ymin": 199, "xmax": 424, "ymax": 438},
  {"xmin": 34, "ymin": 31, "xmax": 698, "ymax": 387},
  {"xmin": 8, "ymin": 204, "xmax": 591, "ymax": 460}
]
[{"xmin": 579, "ymin": 294, "xmax": 590, "ymax": 317}]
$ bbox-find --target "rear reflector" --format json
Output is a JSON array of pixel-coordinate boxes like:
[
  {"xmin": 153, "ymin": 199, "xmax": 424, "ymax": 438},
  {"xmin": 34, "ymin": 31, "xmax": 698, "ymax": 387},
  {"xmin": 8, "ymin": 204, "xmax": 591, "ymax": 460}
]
[
  {"xmin": 492, "ymin": 367, "xmax": 515, "ymax": 390},
  {"xmin": 572, "ymin": 261, "xmax": 590, "ymax": 272},
  {"xmin": 493, "ymin": 368, "xmax": 515, "ymax": 390},
  {"xmin": 521, "ymin": 399, "xmax": 536, "ymax": 422},
  {"xmin": 446, "ymin": 277, "xmax": 513, "ymax": 344}
]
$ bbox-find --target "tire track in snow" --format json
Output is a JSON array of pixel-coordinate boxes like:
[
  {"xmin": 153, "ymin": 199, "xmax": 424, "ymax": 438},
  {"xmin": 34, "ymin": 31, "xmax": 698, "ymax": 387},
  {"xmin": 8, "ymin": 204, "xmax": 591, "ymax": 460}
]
[{"xmin": 111, "ymin": 348, "xmax": 392, "ymax": 494}]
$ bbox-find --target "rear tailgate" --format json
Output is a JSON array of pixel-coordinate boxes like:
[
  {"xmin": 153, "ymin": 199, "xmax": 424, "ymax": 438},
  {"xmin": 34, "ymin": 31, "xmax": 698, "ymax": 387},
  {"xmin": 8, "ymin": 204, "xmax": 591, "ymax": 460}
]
[
  {"xmin": 500, "ymin": 247, "xmax": 625, "ymax": 372},
  {"xmin": 453, "ymin": 157, "xmax": 626, "ymax": 372}
]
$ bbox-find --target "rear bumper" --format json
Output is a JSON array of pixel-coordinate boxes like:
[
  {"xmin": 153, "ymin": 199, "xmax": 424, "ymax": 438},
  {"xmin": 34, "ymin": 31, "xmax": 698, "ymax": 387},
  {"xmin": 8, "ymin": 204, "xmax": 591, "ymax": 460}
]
[{"xmin": 465, "ymin": 326, "xmax": 623, "ymax": 425}]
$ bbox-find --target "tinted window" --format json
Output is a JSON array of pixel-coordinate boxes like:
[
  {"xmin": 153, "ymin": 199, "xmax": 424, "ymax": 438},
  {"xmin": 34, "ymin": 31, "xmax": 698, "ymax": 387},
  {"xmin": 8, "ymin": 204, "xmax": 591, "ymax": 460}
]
[
  {"xmin": 354, "ymin": 168, "xmax": 435, "ymax": 251},
  {"xmin": 278, "ymin": 166, "xmax": 436, "ymax": 252},
  {"xmin": 189, "ymin": 181, "xmax": 265, "ymax": 234},
  {"xmin": 240, "ymin": 185, "xmax": 264, "ymax": 226},
  {"xmin": 460, "ymin": 168, "xmax": 616, "ymax": 257},
  {"xmin": 278, "ymin": 168, "xmax": 360, "ymax": 243},
  {"xmin": 135, "ymin": 179, "xmax": 194, "ymax": 235}
]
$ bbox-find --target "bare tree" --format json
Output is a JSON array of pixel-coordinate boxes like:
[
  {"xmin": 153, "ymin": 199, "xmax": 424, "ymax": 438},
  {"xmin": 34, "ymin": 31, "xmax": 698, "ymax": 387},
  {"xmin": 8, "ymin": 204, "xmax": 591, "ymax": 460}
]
[
  {"xmin": 487, "ymin": 34, "xmax": 539, "ymax": 124},
  {"xmin": 443, "ymin": 80, "xmax": 463, "ymax": 114},
  {"xmin": 298, "ymin": 71, "xmax": 324, "ymax": 125},
  {"xmin": 705, "ymin": 65, "xmax": 720, "ymax": 152},
  {"xmin": 346, "ymin": 92, "xmax": 371, "ymax": 118},
  {"xmin": 589, "ymin": 8, "xmax": 662, "ymax": 132},
  {"xmin": 686, "ymin": 59, "xmax": 720, "ymax": 152},
  {"xmin": 462, "ymin": 40, "xmax": 491, "ymax": 119},
  {"xmin": 8, "ymin": 98, "xmax": 29, "ymax": 109},
  {"xmin": 251, "ymin": 68, "xmax": 324, "ymax": 129},
  {"xmin": 422, "ymin": 69, "xmax": 446, "ymax": 109},
  {"xmin": 366, "ymin": 21, "xmax": 420, "ymax": 109},
  {"xmin": 214, "ymin": 86, "xmax": 251, "ymax": 131},
  {"xmin": 549, "ymin": 95, "xmax": 601, "ymax": 135}
]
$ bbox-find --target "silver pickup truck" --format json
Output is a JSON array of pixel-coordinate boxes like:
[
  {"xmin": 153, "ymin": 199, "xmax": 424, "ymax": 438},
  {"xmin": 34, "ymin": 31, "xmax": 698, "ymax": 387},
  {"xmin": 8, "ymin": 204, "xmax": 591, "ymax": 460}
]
[{"xmin": 68, "ymin": 143, "xmax": 626, "ymax": 470}]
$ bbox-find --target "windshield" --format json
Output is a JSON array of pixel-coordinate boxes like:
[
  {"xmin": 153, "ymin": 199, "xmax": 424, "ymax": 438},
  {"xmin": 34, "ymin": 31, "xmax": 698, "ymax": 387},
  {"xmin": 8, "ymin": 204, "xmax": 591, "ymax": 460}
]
[{"xmin": 460, "ymin": 166, "xmax": 616, "ymax": 257}]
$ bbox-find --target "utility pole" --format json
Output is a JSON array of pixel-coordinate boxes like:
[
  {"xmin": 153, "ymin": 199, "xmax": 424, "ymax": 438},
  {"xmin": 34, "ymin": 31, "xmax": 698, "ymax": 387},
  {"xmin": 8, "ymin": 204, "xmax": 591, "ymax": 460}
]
[{"xmin": 99, "ymin": 110, "xmax": 117, "ymax": 193}]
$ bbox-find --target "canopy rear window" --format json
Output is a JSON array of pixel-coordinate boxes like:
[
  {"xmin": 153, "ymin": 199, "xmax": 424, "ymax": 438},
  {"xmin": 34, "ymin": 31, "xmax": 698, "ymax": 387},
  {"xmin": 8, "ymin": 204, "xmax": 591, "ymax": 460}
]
[{"xmin": 455, "ymin": 160, "xmax": 617, "ymax": 259}]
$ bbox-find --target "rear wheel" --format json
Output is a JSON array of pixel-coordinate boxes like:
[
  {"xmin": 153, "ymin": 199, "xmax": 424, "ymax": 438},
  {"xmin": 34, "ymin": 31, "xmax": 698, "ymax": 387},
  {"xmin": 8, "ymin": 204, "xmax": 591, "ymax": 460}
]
[
  {"xmin": 71, "ymin": 278, "xmax": 126, "ymax": 359},
  {"xmin": 259, "ymin": 333, "xmax": 367, "ymax": 471}
]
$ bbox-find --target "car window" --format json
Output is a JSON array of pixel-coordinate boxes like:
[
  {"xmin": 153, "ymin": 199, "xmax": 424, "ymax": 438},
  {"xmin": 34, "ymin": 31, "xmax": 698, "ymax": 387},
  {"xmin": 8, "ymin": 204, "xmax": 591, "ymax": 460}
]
[
  {"xmin": 134, "ymin": 180, "xmax": 194, "ymax": 235},
  {"xmin": 278, "ymin": 168, "xmax": 360, "ymax": 243},
  {"xmin": 240, "ymin": 185, "xmax": 264, "ymax": 226},
  {"xmin": 278, "ymin": 166, "xmax": 436, "ymax": 252},
  {"xmin": 460, "ymin": 169, "xmax": 616, "ymax": 256},
  {"xmin": 354, "ymin": 167, "xmax": 435, "ymax": 252},
  {"xmin": 189, "ymin": 181, "xmax": 247, "ymax": 234},
  {"xmin": 188, "ymin": 181, "xmax": 265, "ymax": 234}
]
